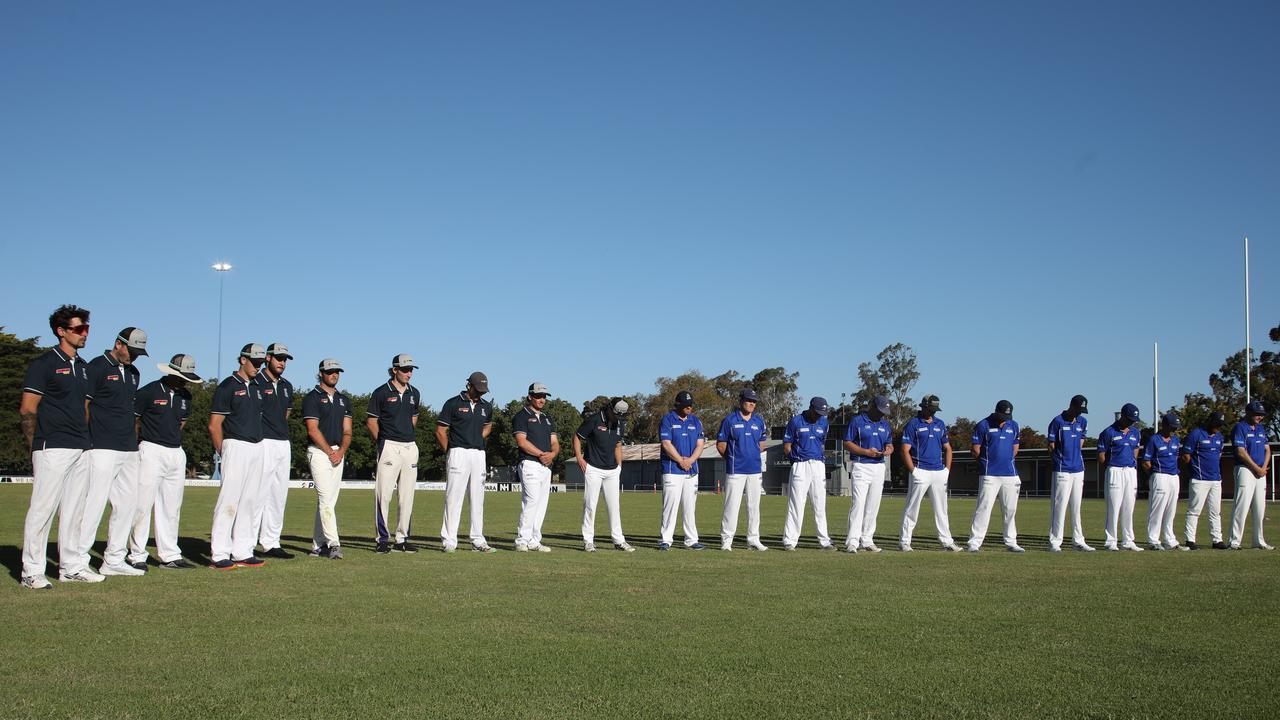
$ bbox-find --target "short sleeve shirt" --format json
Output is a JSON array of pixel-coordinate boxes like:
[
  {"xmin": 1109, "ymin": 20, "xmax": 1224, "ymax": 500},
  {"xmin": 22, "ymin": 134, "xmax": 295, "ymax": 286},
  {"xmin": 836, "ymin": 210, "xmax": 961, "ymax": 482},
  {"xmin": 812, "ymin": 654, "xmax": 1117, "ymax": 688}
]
[
  {"xmin": 22, "ymin": 348, "xmax": 91, "ymax": 450},
  {"xmin": 717, "ymin": 411, "xmax": 767, "ymax": 475},
  {"xmin": 576, "ymin": 410, "xmax": 623, "ymax": 470},
  {"xmin": 1181, "ymin": 428, "xmax": 1223, "ymax": 481},
  {"xmin": 901, "ymin": 416, "xmax": 949, "ymax": 471},
  {"xmin": 1098, "ymin": 424, "xmax": 1142, "ymax": 468},
  {"xmin": 784, "ymin": 413, "xmax": 828, "ymax": 462},
  {"xmin": 255, "ymin": 372, "xmax": 294, "ymax": 442},
  {"xmin": 438, "ymin": 392, "xmax": 494, "ymax": 450},
  {"xmin": 134, "ymin": 379, "xmax": 191, "ymax": 449},
  {"xmin": 1142, "ymin": 433, "xmax": 1181, "ymax": 475},
  {"xmin": 659, "ymin": 411, "xmax": 704, "ymax": 476},
  {"xmin": 301, "ymin": 386, "xmax": 352, "ymax": 447},
  {"xmin": 85, "ymin": 351, "xmax": 141, "ymax": 452},
  {"xmin": 1231, "ymin": 421, "xmax": 1269, "ymax": 466},
  {"xmin": 845, "ymin": 413, "xmax": 892, "ymax": 465},
  {"xmin": 211, "ymin": 374, "xmax": 264, "ymax": 443},
  {"xmin": 513, "ymin": 406, "xmax": 556, "ymax": 462},
  {"xmin": 367, "ymin": 382, "xmax": 420, "ymax": 443},
  {"xmin": 973, "ymin": 417, "xmax": 1019, "ymax": 476},
  {"xmin": 1047, "ymin": 413, "xmax": 1088, "ymax": 473}
]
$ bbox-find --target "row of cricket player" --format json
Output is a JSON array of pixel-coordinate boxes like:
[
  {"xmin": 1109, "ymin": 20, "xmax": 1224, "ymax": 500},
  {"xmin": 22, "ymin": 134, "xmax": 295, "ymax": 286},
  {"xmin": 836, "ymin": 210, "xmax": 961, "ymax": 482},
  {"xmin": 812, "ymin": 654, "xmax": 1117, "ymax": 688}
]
[{"xmin": 16, "ymin": 305, "xmax": 1275, "ymax": 588}]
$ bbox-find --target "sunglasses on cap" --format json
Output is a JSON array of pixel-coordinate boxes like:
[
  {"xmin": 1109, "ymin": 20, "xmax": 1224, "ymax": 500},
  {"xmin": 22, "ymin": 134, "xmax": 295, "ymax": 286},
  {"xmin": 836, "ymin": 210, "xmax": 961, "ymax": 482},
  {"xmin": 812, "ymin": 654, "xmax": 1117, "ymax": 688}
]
[
  {"xmin": 247, "ymin": 358, "xmax": 265, "ymax": 368},
  {"xmin": 321, "ymin": 368, "xmax": 342, "ymax": 375},
  {"xmin": 63, "ymin": 324, "xmax": 90, "ymax": 336},
  {"xmin": 395, "ymin": 366, "xmax": 414, "ymax": 374}
]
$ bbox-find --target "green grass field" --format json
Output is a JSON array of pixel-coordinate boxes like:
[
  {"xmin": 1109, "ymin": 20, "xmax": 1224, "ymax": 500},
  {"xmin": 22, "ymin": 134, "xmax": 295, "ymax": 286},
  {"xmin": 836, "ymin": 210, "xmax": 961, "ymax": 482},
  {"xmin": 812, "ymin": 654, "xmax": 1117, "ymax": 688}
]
[{"xmin": 2, "ymin": 484, "xmax": 1278, "ymax": 719}]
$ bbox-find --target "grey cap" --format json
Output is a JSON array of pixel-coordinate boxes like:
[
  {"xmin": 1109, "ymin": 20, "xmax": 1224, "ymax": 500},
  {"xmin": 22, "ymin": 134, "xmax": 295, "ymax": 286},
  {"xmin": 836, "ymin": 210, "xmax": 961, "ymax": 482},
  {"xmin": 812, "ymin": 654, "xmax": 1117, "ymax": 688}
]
[
  {"xmin": 266, "ymin": 343, "xmax": 292, "ymax": 360},
  {"xmin": 613, "ymin": 399, "xmax": 630, "ymax": 415},
  {"xmin": 391, "ymin": 354, "xmax": 418, "ymax": 370},
  {"xmin": 318, "ymin": 358, "xmax": 344, "ymax": 373},
  {"xmin": 528, "ymin": 382, "xmax": 550, "ymax": 396},
  {"xmin": 871, "ymin": 395, "xmax": 890, "ymax": 414},
  {"xmin": 157, "ymin": 353, "xmax": 201, "ymax": 383},
  {"xmin": 117, "ymin": 327, "xmax": 149, "ymax": 356},
  {"xmin": 240, "ymin": 343, "xmax": 266, "ymax": 360}
]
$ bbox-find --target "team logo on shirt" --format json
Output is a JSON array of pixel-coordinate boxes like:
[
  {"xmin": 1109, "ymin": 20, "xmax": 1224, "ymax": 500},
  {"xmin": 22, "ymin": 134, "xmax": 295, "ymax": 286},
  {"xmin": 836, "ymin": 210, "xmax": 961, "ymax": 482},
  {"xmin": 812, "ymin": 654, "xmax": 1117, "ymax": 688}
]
[
  {"xmin": 264, "ymin": 389, "xmax": 274, "ymax": 395},
  {"xmin": 107, "ymin": 374, "xmax": 120, "ymax": 381},
  {"xmin": 235, "ymin": 389, "xmax": 246, "ymax": 396},
  {"xmin": 387, "ymin": 397, "xmax": 398, "ymax": 403},
  {"xmin": 154, "ymin": 399, "xmax": 168, "ymax": 406},
  {"xmin": 56, "ymin": 368, "xmax": 71, "ymax": 375},
  {"xmin": 459, "ymin": 407, "xmax": 470, "ymax": 413},
  {"xmin": 320, "ymin": 397, "xmax": 329, "ymax": 404},
  {"xmin": 597, "ymin": 425, "xmax": 607, "ymax": 432}
]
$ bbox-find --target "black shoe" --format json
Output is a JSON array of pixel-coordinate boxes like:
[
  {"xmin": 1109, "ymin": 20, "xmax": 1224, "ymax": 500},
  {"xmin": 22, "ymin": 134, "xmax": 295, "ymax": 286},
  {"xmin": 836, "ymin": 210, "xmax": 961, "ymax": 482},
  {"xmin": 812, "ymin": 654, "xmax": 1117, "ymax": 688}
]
[
  {"xmin": 211, "ymin": 559, "xmax": 236, "ymax": 570},
  {"xmin": 375, "ymin": 542, "xmax": 392, "ymax": 554},
  {"xmin": 1184, "ymin": 542, "xmax": 1198, "ymax": 551},
  {"xmin": 1212, "ymin": 541, "xmax": 1229, "ymax": 550},
  {"xmin": 233, "ymin": 556, "xmax": 265, "ymax": 567},
  {"xmin": 393, "ymin": 542, "xmax": 418, "ymax": 554},
  {"xmin": 128, "ymin": 560, "xmax": 149, "ymax": 572},
  {"xmin": 160, "ymin": 559, "xmax": 196, "ymax": 569},
  {"xmin": 263, "ymin": 547, "xmax": 294, "ymax": 559}
]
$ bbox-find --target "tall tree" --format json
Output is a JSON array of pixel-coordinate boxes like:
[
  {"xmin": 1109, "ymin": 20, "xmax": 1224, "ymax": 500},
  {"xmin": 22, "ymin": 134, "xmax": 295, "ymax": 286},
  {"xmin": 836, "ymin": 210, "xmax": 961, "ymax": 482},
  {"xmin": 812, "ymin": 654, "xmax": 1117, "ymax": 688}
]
[
  {"xmin": 851, "ymin": 343, "xmax": 920, "ymax": 430},
  {"xmin": 1172, "ymin": 320, "xmax": 1279, "ymax": 439}
]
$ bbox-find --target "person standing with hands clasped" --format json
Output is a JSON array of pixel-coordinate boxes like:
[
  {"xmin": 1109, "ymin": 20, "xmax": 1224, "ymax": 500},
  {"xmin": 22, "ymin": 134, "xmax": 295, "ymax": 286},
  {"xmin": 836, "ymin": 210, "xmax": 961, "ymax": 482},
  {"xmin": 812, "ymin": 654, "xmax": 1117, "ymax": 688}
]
[
  {"xmin": 1142, "ymin": 413, "xmax": 1183, "ymax": 551},
  {"xmin": 717, "ymin": 388, "xmax": 768, "ymax": 551},
  {"xmin": 1180, "ymin": 412, "xmax": 1227, "ymax": 550},
  {"xmin": 898, "ymin": 395, "xmax": 960, "ymax": 552},
  {"xmin": 437, "ymin": 372, "xmax": 496, "ymax": 553},
  {"xmin": 1046, "ymin": 395, "xmax": 1094, "ymax": 552},
  {"xmin": 575, "ymin": 398, "xmax": 634, "ymax": 552},
  {"xmin": 1099, "ymin": 403, "xmax": 1144, "ymax": 552},
  {"xmin": 780, "ymin": 397, "xmax": 836, "ymax": 552},
  {"xmin": 843, "ymin": 395, "xmax": 893, "ymax": 553},
  {"xmin": 302, "ymin": 359, "xmax": 351, "ymax": 559},
  {"xmin": 1228, "ymin": 401, "xmax": 1273, "ymax": 550},
  {"xmin": 513, "ymin": 383, "xmax": 559, "ymax": 553},
  {"xmin": 658, "ymin": 390, "xmax": 706, "ymax": 551},
  {"xmin": 367, "ymin": 354, "xmax": 421, "ymax": 554},
  {"xmin": 966, "ymin": 400, "xmax": 1024, "ymax": 553}
]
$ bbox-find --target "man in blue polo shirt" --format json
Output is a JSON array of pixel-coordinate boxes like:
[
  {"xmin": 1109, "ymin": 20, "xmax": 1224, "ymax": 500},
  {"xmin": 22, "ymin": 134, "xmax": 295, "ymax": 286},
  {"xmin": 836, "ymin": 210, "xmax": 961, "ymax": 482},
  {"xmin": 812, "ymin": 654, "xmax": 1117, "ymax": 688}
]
[
  {"xmin": 253, "ymin": 343, "xmax": 295, "ymax": 560},
  {"xmin": 1180, "ymin": 412, "xmax": 1226, "ymax": 550},
  {"xmin": 1228, "ymin": 401, "xmax": 1273, "ymax": 550},
  {"xmin": 367, "ymin": 354, "xmax": 421, "ymax": 554},
  {"xmin": 658, "ymin": 391, "xmax": 706, "ymax": 551},
  {"xmin": 208, "ymin": 343, "xmax": 268, "ymax": 569},
  {"xmin": 1142, "ymin": 413, "xmax": 1183, "ymax": 550},
  {"xmin": 899, "ymin": 394, "xmax": 960, "ymax": 552},
  {"xmin": 436, "ymin": 371, "xmax": 496, "ymax": 553},
  {"xmin": 302, "ymin": 359, "xmax": 352, "ymax": 559},
  {"xmin": 1047, "ymin": 395, "xmax": 1094, "ymax": 552},
  {"xmin": 843, "ymin": 395, "xmax": 893, "ymax": 553},
  {"xmin": 966, "ymin": 400, "xmax": 1024, "ymax": 553},
  {"xmin": 781, "ymin": 397, "xmax": 836, "ymax": 551},
  {"xmin": 717, "ymin": 388, "xmax": 769, "ymax": 551},
  {"xmin": 19, "ymin": 305, "xmax": 95, "ymax": 588},
  {"xmin": 1099, "ymin": 403, "xmax": 1144, "ymax": 551},
  {"xmin": 77, "ymin": 327, "xmax": 148, "ymax": 578}
]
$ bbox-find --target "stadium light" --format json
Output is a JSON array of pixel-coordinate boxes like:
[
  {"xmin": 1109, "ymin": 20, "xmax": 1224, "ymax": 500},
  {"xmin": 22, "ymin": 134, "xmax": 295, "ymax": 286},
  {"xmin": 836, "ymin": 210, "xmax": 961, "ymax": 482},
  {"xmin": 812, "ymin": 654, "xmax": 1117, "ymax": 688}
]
[{"xmin": 212, "ymin": 262, "xmax": 233, "ymax": 378}]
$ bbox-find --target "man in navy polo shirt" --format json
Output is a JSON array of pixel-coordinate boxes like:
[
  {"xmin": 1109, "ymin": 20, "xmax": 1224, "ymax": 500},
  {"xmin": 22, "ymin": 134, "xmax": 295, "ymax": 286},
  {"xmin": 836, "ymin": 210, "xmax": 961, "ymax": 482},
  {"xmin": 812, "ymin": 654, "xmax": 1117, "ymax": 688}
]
[
  {"xmin": 1180, "ymin": 412, "xmax": 1226, "ymax": 550},
  {"xmin": 1142, "ymin": 412, "xmax": 1182, "ymax": 550},
  {"xmin": 966, "ymin": 400, "xmax": 1024, "ymax": 553},
  {"xmin": 367, "ymin": 354, "xmax": 422, "ymax": 554},
  {"xmin": 19, "ymin": 305, "xmax": 95, "ymax": 588},
  {"xmin": 77, "ymin": 327, "xmax": 148, "ymax": 578},
  {"xmin": 575, "ymin": 398, "xmax": 634, "ymax": 552},
  {"xmin": 130, "ymin": 354, "xmax": 201, "ymax": 570},
  {"xmin": 252, "ymin": 343, "xmax": 295, "ymax": 560},
  {"xmin": 208, "ymin": 343, "xmax": 268, "ymax": 569},
  {"xmin": 843, "ymin": 395, "xmax": 893, "ymax": 553},
  {"xmin": 898, "ymin": 394, "xmax": 960, "ymax": 552},
  {"xmin": 1228, "ymin": 401, "xmax": 1273, "ymax": 550},
  {"xmin": 1099, "ymin": 403, "xmax": 1144, "ymax": 551},
  {"xmin": 717, "ymin": 388, "xmax": 768, "ymax": 551},
  {"xmin": 781, "ymin": 397, "xmax": 836, "ymax": 551},
  {"xmin": 1047, "ymin": 395, "xmax": 1094, "ymax": 552},
  {"xmin": 514, "ymin": 382, "xmax": 558, "ymax": 552},
  {"xmin": 436, "ymin": 371, "xmax": 496, "ymax": 553},
  {"xmin": 658, "ymin": 390, "xmax": 706, "ymax": 551},
  {"xmin": 301, "ymin": 359, "xmax": 352, "ymax": 559}
]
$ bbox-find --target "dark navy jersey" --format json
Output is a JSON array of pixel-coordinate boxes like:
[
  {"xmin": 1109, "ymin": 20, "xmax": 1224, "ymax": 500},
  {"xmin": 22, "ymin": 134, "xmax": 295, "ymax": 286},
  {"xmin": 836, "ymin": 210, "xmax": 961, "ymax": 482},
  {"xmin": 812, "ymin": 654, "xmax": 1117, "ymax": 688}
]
[
  {"xmin": 255, "ymin": 372, "xmax": 294, "ymax": 442},
  {"xmin": 134, "ymin": 380, "xmax": 191, "ymax": 449},
  {"xmin": 438, "ymin": 392, "xmax": 494, "ymax": 450},
  {"xmin": 846, "ymin": 413, "xmax": 892, "ymax": 465},
  {"xmin": 85, "ymin": 351, "xmax": 141, "ymax": 452},
  {"xmin": 367, "ymin": 381, "xmax": 420, "ymax": 443},
  {"xmin": 513, "ymin": 406, "xmax": 556, "ymax": 462},
  {"xmin": 659, "ymin": 411, "xmax": 704, "ymax": 476},
  {"xmin": 211, "ymin": 374, "xmax": 264, "ymax": 443},
  {"xmin": 717, "ymin": 411, "xmax": 767, "ymax": 475},
  {"xmin": 901, "ymin": 416, "xmax": 949, "ymax": 471},
  {"xmin": 1182, "ymin": 428, "xmax": 1224, "ymax": 481},
  {"xmin": 22, "ymin": 348, "xmax": 91, "ymax": 451},
  {"xmin": 1047, "ymin": 413, "xmax": 1087, "ymax": 473},
  {"xmin": 576, "ymin": 410, "xmax": 623, "ymax": 470},
  {"xmin": 301, "ymin": 386, "xmax": 352, "ymax": 447}
]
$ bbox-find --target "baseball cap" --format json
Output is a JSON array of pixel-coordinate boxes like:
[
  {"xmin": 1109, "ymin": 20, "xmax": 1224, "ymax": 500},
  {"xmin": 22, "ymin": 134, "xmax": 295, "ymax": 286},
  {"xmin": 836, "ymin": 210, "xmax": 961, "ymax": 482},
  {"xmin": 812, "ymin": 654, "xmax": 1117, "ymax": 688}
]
[
  {"xmin": 740, "ymin": 388, "xmax": 759, "ymax": 403},
  {"xmin": 871, "ymin": 395, "xmax": 890, "ymax": 414},
  {"xmin": 809, "ymin": 397, "xmax": 830, "ymax": 416},
  {"xmin": 921, "ymin": 394, "xmax": 941, "ymax": 412},
  {"xmin": 240, "ymin": 343, "xmax": 266, "ymax": 360},
  {"xmin": 1206, "ymin": 412, "xmax": 1226, "ymax": 428},
  {"xmin": 157, "ymin": 353, "xmax": 201, "ymax": 383},
  {"xmin": 528, "ymin": 382, "xmax": 550, "ymax": 397},
  {"xmin": 266, "ymin": 343, "xmax": 293, "ymax": 360},
  {"xmin": 391, "ymin": 354, "xmax": 418, "ymax": 370},
  {"xmin": 1069, "ymin": 394, "xmax": 1089, "ymax": 415},
  {"xmin": 318, "ymin": 358, "xmax": 344, "ymax": 373},
  {"xmin": 1245, "ymin": 400, "xmax": 1266, "ymax": 416},
  {"xmin": 1120, "ymin": 403, "xmax": 1141, "ymax": 423},
  {"xmin": 1161, "ymin": 412, "xmax": 1182, "ymax": 430},
  {"xmin": 993, "ymin": 399, "xmax": 1014, "ymax": 422},
  {"xmin": 467, "ymin": 371, "xmax": 489, "ymax": 393},
  {"xmin": 613, "ymin": 399, "xmax": 630, "ymax": 415},
  {"xmin": 675, "ymin": 390, "xmax": 694, "ymax": 408},
  {"xmin": 117, "ymin": 327, "xmax": 149, "ymax": 356}
]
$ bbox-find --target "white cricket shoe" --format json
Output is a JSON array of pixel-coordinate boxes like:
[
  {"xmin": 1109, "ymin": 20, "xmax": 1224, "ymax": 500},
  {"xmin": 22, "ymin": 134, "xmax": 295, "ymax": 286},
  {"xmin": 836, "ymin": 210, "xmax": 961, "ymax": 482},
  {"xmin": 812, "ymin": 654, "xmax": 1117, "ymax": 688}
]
[
  {"xmin": 748, "ymin": 543, "xmax": 768, "ymax": 552},
  {"xmin": 899, "ymin": 545, "xmax": 913, "ymax": 553},
  {"xmin": 613, "ymin": 542, "xmax": 635, "ymax": 553},
  {"xmin": 1006, "ymin": 544, "xmax": 1026, "ymax": 553},
  {"xmin": 862, "ymin": 543, "xmax": 883, "ymax": 553},
  {"xmin": 514, "ymin": 543, "xmax": 530, "ymax": 552},
  {"xmin": 534, "ymin": 544, "xmax": 552, "ymax": 553},
  {"xmin": 59, "ymin": 569, "xmax": 105, "ymax": 583},
  {"xmin": 1255, "ymin": 542, "xmax": 1275, "ymax": 551},
  {"xmin": 21, "ymin": 575, "xmax": 53, "ymax": 590},
  {"xmin": 1073, "ymin": 543, "xmax": 1096, "ymax": 552},
  {"xmin": 583, "ymin": 542, "xmax": 597, "ymax": 553},
  {"xmin": 99, "ymin": 563, "xmax": 144, "ymax": 577},
  {"xmin": 1122, "ymin": 544, "xmax": 1145, "ymax": 552}
]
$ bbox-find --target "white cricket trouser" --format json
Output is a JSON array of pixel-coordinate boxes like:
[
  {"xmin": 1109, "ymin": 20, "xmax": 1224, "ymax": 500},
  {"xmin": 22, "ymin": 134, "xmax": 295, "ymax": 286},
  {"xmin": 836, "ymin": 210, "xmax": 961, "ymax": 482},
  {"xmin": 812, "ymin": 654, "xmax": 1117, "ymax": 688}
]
[
  {"xmin": 660, "ymin": 473, "xmax": 699, "ymax": 546},
  {"xmin": 441, "ymin": 447, "xmax": 487, "ymax": 549},
  {"xmin": 1147, "ymin": 472, "xmax": 1180, "ymax": 547},
  {"xmin": 1048, "ymin": 470, "xmax": 1086, "ymax": 549},
  {"xmin": 782, "ymin": 460, "xmax": 831, "ymax": 548},
  {"xmin": 1229, "ymin": 466, "xmax": 1268, "ymax": 547},
  {"xmin": 582, "ymin": 464, "xmax": 625, "ymax": 545},
  {"xmin": 308, "ymin": 446, "xmax": 344, "ymax": 550},
  {"xmin": 516, "ymin": 459, "xmax": 553, "ymax": 547},
  {"xmin": 131, "ymin": 441, "xmax": 186, "ymax": 564},
  {"xmin": 968, "ymin": 475, "xmax": 1020, "ymax": 548},
  {"xmin": 211, "ymin": 439, "xmax": 265, "ymax": 562},
  {"xmin": 721, "ymin": 473, "xmax": 763, "ymax": 546},
  {"xmin": 22, "ymin": 448, "xmax": 89, "ymax": 578},
  {"xmin": 374, "ymin": 440, "xmax": 418, "ymax": 544},
  {"xmin": 1184, "ymin": 479, "xmax": 1222, "ymax": 544},
  {"xmin": 900, "ymin": 468, "xmax": 953, "ymax": 547},
  {"xmin": 253, "ymin": 438, "xmax": 291, "ymax": 551},
  {"xmin": 846, "ymin": 462, "xmax": 885, "ymax": 549},
  {"xmin": 77, "ymin": 448, "xmax": 141, "ymax": 569},
  {"xmin": 1104, "ymin": 466, "xmax": 1138, "ymax": 548}
]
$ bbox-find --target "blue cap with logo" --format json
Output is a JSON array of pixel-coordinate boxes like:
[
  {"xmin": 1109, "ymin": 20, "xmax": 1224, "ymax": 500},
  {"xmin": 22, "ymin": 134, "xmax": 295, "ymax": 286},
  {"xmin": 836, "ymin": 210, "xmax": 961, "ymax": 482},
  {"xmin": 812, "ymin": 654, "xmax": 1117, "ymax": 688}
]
[
  {"xmin": 740, "ymin": 388, "xmax": 759, "ymax": 403},
  {"xmin": 1120, "ymin": 403, "xmax": 1141, "ymax": 423},
  {"xmin": 872, "ymin": 395, "xmax": 890, "ymax": 414},
  {"xmin": 809, "ymin": 397, "xmax": 830, "ymax": 416},
  {"xmin": 1245, "ymin": 401, "xmax": 1266, "ymax": 416}
]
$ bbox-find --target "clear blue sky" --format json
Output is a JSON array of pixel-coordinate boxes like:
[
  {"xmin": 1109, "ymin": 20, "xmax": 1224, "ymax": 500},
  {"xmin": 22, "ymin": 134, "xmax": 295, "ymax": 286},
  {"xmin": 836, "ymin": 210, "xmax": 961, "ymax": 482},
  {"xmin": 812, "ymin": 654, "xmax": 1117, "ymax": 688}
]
[{"xmin": 3, "ymin": 2, "xmax": 1277, "ymax": 429}]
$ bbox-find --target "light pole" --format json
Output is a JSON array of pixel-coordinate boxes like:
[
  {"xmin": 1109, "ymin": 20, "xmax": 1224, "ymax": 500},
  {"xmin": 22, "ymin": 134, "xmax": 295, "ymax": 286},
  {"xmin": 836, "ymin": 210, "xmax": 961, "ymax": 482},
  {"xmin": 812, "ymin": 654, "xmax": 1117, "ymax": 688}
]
[{"xmin": 212, "ymin": 262, "xmax": 233, "ymax": 379}]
